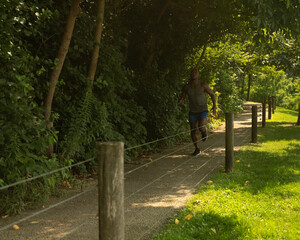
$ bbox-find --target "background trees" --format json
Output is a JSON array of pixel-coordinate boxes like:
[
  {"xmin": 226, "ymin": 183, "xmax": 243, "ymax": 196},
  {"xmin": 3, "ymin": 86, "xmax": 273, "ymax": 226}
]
[{"xmin": 1, "ymin": 0, "xmax": 299, "ymax": 214}]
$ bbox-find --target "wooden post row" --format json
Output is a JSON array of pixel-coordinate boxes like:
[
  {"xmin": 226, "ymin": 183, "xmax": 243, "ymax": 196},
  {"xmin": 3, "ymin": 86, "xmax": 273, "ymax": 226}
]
[
  {"xmin": 225, "ymin": 113, "xmax": 234, "ymax": 172},
  {"xmin": 272, "ymin": 96, "xmax": 276, "ymax": 113},
  {"xmin": 98, "ymin": 142, "xmax": 125, "ymax": 240},
  {"xmin": 268, "ymin": 96, "xmax": 272, "ymax": 120},
  {"xmin": 252, "ymin": 105, "xmax": 257, "ymax": 143},
  {"xmin": 262, "ymin": 100, "xmax": 266, "ymax": 128}
]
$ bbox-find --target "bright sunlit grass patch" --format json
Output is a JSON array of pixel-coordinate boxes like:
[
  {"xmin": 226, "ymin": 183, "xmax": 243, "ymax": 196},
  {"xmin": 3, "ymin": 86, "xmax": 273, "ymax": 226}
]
[{"xmin": 152, "ymin": 107, "xmax": 300, "ymax": 240}]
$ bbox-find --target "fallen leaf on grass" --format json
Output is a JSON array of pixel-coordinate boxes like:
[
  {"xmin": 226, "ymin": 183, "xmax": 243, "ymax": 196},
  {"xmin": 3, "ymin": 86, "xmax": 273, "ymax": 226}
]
[
  {"xmin": 184, "ymin": 214, "xmax": 193, "ymax": 220},
  {"xmin": 12, "ymin": 225, "xmax": 19, "ymax": 230},
  {"xmin": 248, "ymin": 164, "xmax": 251, "ymax": 167},
  {"xmin": 1, "ymin": 214, "xmax": 9, "ymax": 219},
  {"xmin": 175, "ymin": 219, "xmax": 179, "ymax": 224},
  {"xmin": 211, "ymin": 228, "xmax": 217, "ymax": 234}
]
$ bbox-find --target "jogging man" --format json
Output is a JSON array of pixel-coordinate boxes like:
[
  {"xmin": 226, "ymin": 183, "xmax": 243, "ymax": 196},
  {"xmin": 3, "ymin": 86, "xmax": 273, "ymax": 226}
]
[{"xmin": 178, "ymin": 68, "xmax": 217, "ymax": 156}]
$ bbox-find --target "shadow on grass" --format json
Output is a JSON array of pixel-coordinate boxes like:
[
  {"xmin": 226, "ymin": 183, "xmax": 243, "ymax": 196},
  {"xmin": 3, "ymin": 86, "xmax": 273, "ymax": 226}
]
[
  {"xmin": 154, "ymin": 212, "xmax": 248, "ymax": 240},
  {"xmin": 218, "ymin": 123, "xmax": 300, "ymax": 196},
  {"xmin": 260, "ymin": 123, "xmax": 300, "ymax": 139},
  {"xmin": 186, "ymin": 212, "xmax": 248, "ymax": 240}
]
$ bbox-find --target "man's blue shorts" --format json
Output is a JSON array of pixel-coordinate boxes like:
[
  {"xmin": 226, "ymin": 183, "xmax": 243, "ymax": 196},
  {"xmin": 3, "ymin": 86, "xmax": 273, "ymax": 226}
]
[{"xmin": 189, "ymin": 111, "xmax": 208, "ymax": 123}]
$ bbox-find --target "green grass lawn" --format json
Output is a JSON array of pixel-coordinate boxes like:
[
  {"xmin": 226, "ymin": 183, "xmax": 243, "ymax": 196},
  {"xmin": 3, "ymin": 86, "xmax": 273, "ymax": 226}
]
[{"xmin": 152, "ymin": 107, "xmax": 300, "ymax": 240}]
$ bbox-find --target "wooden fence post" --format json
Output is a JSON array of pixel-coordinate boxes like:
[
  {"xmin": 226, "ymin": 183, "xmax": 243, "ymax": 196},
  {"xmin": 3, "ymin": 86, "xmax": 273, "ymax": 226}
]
[
  {"xmin": 268, "ymin": 96, "xmax": 272, "ymax": 120},
  {"xmin": 98, "ymin": 142, "xmax": 124, "ymax": 240},
  {"xmin": 297, "ymin": 104, "xmax": 300, "ymax": 126},
  {"xmin": 252, "ymin": 105, "xmax": 257, "ymax": 143},
  {"xmin": 225, "ymin": 113, "xmax": 234, "ymax": 172},
  {"xmin": 272, "ymin": 96, "xmax": 276, "ymax": 113},
  {"xmin": 262, "ymin": 100, "xmax": 266, "ymax": 128}
]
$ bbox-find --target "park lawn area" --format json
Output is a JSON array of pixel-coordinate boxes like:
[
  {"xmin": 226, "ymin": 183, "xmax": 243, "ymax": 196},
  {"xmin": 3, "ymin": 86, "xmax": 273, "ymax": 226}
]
[{"xmin": 152, "ymin": 107, "xmax": 300, "ymax": 240}]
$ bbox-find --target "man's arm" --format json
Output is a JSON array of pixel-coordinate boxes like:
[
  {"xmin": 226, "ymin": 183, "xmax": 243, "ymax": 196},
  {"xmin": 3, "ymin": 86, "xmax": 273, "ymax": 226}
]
[
  {"xmin": 203, "ymin": 84, "xmax": 217, "ymax": 115},
  {"xmin": 178, "ymin": 84, "xmax": 188, "ymax": 104}
]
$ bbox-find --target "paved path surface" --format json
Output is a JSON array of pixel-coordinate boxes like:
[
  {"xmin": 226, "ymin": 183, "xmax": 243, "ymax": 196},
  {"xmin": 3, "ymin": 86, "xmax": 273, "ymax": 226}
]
[{"xmin": 0, "ymin": 103, "xmax": 262, "ymax": 240}]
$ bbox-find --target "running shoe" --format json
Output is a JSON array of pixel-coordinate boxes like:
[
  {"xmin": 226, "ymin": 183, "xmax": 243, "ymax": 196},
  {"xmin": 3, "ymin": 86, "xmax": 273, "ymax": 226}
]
[
  {"xmin": 192, "ymin": 148, "xmax": 200, "ymax": 156},
  {"xmin": 202, "ymin": 131, "xmax": 208, "ymax": 142}
]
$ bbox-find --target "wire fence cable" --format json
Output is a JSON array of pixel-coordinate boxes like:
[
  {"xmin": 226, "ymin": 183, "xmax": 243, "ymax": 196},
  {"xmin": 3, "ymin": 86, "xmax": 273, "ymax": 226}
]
[
  {"xmin": 0, "ymin": 158, "xmax": 95, "ymax": 191},
  {"xmin": 0, "ymin": 125, "xmax": 207, "ymax": 191},
  {"xmin": 125, "ymin": 131, "xmax": 215, "ymax": 176},
  {"xmin": 125, "ymin": 136, "xmax": 219, "ymax": 200},
  {"xmin": 0, "ymin": 185, "xmax": 96, "ymax": 232},
  {"xmin": 125, "ymin": 125, "xmax": 207, "ymax": 151}
]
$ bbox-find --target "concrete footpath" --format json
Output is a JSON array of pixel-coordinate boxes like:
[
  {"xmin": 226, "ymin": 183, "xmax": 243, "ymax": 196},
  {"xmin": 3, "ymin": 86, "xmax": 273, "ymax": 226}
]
[{"xmin": 0, "ymin": 102, "xmax": 262, "ymax": 240}]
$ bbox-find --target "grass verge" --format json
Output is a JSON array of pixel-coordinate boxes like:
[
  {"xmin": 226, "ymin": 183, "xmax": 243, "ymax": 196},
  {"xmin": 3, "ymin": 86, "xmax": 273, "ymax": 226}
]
[{"xmin": 152, "ymin": 107, "xmax": 300, "ymax": 240}]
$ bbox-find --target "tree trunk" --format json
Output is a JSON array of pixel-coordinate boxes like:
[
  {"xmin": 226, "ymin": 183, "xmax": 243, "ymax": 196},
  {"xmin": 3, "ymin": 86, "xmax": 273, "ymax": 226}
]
[
  {"xmin": 297, "ymin": 104, "xmax": 300, "ymax": 125},
  {"xmin": 44, "ymin": 0, "xmax": 82, "ymax": 155},
  {"xmin": 240, "ymin": 66, "xmax": 247, "ymax": 98},
  {"xmin": 87, "ymin": 0, "xmax": 106, "ymax": 92},
  {"xmin": 247, "ymin": 73, "xmax": 251, "ymax": 101},
  {"xmin": 144, "ymin": 1, "xmax": 170, "ymax": 78},
  {"xmin": 196, "ymin": 44, "xmax": 208, "ymax": 69}
]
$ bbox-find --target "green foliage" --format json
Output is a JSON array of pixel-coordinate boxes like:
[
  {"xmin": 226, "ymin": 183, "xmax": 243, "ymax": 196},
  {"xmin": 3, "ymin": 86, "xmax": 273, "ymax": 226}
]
[
  {"xmin": 138, "ymin": 74, "xmax": 188, "ymax": 144},
  {"xmin": 214, "ymin": 70, "xmax": 244, "ymax": 113},
  {"xmin": 277, "ymin": 77, "xmax": 300, "ymax": 111},
  {"xmin": 0, "ymin": 0, "xmax": 64, "ymax": 214},
  {"xmin": 0, "ymin": 64, "xmax": 60, "ymax": 213},
  {"xmin": 58, "ymin": 39, "xmax": 148, "ymax": 162},
  {"xmin": 186, "ymin": 38, "xmax": 250, "ymax": 113},
  {"xmin": 60, "ymin": 92, "xmax": 112, "ymax": 161},
  {"xmin": 94, "ymin": 44, "xmax": 147, "ymax": 150},
  {"xmin": 266, "ymin": 34, "xmax": 300, "ymax": 110},
  {"xmin": 247, "ymin": 33, "xmax": 300, "ymax": 111},
  {"xmin": 250, "ymin": 66, "xmax": 286, "ymax": 101},
  {"xmin": 246, "ymin": 0, "xmax": 300, "ymax": 35}
]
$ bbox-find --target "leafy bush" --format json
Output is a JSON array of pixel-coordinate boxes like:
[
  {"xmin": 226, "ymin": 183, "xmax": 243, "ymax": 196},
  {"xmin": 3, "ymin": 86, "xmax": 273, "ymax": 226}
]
[
  {"xmin": 0, "ymin": 0, "xmax": 68, "ymax": 214},
  {"xmin": 214, "ymin": 70, "xmax": 244, "ymax": 113}
]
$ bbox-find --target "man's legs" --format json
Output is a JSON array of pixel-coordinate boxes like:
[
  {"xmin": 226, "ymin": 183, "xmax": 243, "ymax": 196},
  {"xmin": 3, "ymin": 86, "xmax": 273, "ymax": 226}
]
[
  {"xmin": 189, "ymin": 111, "xmax": 208, "ymax": 155},
  {"xmin": 198, "ymin": 117, "xmax": 208, "ymax": 141},
  {"xmin": 190, "ymin": 121, "xmax": 200, "ymax": 156}
]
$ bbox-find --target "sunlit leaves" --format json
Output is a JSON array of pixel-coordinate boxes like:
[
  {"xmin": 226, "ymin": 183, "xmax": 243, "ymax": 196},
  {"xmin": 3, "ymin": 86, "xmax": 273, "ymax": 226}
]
[{"xmin": 246, "ymin": 0, "xmax": 300, "ymax": 35}]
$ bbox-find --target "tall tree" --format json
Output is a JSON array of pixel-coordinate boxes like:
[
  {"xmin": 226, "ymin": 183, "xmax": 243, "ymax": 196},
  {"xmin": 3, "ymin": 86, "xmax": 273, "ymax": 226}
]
[
  {"xmin": 44, "ymin": 0, "xmax": 82, "ymax": 137},
  {"xmin": 296, "ymin": 78, "xmax": 300, "ymax": 125},
  {"xmin": 87, "ymin": 0, "xmax": 105, "ymax": 92},
  {"xmin": 268, "ymin": 35, "xmax": 300, "ymax": 123},
  {"xmin": 297, "ymin": 104, "xmax": 300, "ymax": 125}
]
